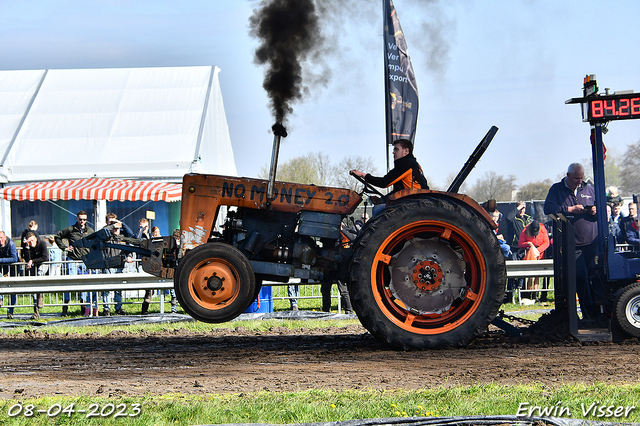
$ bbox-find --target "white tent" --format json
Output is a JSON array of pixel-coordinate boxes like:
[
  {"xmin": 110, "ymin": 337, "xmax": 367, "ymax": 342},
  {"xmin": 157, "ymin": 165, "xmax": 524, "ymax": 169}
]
[
  {"xmin": 0, "ymin": 66, "xmax": 237, "ymax": 236},
  {"xmin": 0, "ymin": 65, "xmax": 237, "ymax": 183}
]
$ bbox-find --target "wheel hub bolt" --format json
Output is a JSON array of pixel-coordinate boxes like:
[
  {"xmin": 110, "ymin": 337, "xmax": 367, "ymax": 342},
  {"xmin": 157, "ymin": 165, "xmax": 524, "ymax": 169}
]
[
  {"xmin": 207, "ymin": 274, "xmax": 224, "ymax": 291},
  {"xmin": 412, "ymin": 260, "xmax": 443, "ymax": 292}
]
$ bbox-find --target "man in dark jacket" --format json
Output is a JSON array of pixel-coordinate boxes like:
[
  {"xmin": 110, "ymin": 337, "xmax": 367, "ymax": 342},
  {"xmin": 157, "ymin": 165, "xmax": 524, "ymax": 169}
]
[
  {"xmin": 625, "ymin": 216, "xmax": 640, "ymax": 249},
  {"xmin": 55, "ymin": 211, "xmax": 94, "ymax": 262},
  {"xmin": 544, "ymin": 163, "xmax": 599, "ymax": 319},
  {"xmin": 22, "ymin": 231, "xmax": 49, "ymax": 318},
  {"xmin": 501, "ymin": 202, "xmax": 532, "ymax": 303},
  {"xmin": 505, "ymin": 202, "xmax": 532, "ymax": 254},
  {"xmin": 54, "ymin": 210, "xmax": 95, "ymax": 316},
  {"xmin": 105, "ymin": 212, "xmax": 135, "ymax": 238},
  {"xmin": 103, "ymin": 212, "xmax": 131, "ymax": 313},
  {"xmin": 135, "ymin": 218, "xmax": 154, "ymax": 314},
  {"xmin": 619, "ymin": 202, "xmax": 637, "ymax": 245},
  {"xmin": 0, "ymin": 230, "xmax": 18, "ymax": 318},
  {"xmin": 351, "ymin": 139, "xmax": 428, "ymax": 216},
  {"xmin": 101, "ymin": 221, "xmax": 139, "ymax": 316}
]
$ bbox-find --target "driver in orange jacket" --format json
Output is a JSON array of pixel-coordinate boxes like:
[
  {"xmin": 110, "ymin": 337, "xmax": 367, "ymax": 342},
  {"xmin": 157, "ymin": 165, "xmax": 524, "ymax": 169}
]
[{"xmin": 351, "ymin": 139, "xmax": 428, "ymax": 215}]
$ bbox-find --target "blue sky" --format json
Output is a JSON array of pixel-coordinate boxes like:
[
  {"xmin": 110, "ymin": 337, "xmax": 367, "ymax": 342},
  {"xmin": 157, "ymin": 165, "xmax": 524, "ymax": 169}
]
[{"xmin": 2, "ymin": 0, "xmax": 640, "ymax": 190}]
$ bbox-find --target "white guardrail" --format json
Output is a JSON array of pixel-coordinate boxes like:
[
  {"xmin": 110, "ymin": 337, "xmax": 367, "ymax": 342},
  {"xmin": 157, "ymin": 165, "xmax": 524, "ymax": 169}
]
[
  {"xmin": 0, "ymin": 259, "xmax": 555, "ymax": 295},
  {"xmin": 505, "ymin": 259, "xmax": 554, "ymax": 278},
  {"xmin": 0, "ymin": 273, "xmax": 173, "ymax": 295}
]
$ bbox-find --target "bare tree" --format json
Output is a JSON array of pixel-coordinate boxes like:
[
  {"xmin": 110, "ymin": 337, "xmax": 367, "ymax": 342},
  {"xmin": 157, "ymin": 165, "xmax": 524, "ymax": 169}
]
[
  {"xmin": 582, "ymin": 147, "xmax": 622, "ymax": 192},
  {"xmin": 467, "ymin": 171, "xmax": 516, "ymax": 202},
  {"xmin": 314, "ymin": 152, "xmax": 334, "ymax": 186},
  {"xmin": 280, "ymin": 156, "xmax": 320, "ymax": 184},
  {"xmin": 259, "ymin": 152, "xmax": 380, "ymax": 193},
  {"xmin": 332, "ymin": 155, "xmax": 379, "ymax": 192},
  {"xmin": 425, "ymin": 177, "xmax": 442, "ymax": 192},
  {"xmin": 443, "ymin": 171, "xmax": 467, "ymax": 194},
  {"xmin": 259, "ymin": 152, "xmax": 333, "ymax": 185},
  {"xmin": 620, "ymin": 140, "xmax": 640, "ymax": 194},
  {"xmin": 517, "ymin": 179, "xmax": 553, "ymax": 201},
  {"xmin": 605, "ymin": 150, "xmax": 621, "ymax": 190}
]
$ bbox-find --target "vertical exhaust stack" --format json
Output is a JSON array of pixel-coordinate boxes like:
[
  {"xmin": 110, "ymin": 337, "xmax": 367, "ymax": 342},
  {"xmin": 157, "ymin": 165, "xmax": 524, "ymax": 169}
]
[
  {"xmin": 447, "ymin": 126, "xmax": 499, "ymax": 194},
  {"xmin": 267, "ymin": 123, "xmax": 288, "ymax": 202}
]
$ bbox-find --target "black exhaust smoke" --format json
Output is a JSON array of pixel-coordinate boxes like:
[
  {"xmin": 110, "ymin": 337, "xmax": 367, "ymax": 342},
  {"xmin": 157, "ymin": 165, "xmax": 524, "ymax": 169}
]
[
  {"xmin": 251, "ymin": 0, "xmax": 323, "ymax": 202},
  {"xmin": 249, "ymin": 0, "xmax": 323, "ymax": 125}
]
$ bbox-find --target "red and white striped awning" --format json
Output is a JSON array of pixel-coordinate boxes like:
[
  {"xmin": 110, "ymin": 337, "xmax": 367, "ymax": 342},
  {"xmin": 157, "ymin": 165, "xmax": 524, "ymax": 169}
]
[{"xmin": 0, "ymin": 178, "xmax": 182, "ymax": 202}]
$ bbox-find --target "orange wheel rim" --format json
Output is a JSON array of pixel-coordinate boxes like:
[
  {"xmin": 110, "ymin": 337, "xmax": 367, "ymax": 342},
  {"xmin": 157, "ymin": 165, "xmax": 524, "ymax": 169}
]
[
  {"xmin": 188, "ymin": 258, "xmax": 240, "ymax": 310},
  {"xmin": 370, "ymin": 220, "xmax": 486, "ymax": 334}
]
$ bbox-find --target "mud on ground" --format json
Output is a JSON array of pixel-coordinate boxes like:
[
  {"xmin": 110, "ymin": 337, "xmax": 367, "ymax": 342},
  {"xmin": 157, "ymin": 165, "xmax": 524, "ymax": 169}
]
[{"xmin": 1, "ymin": 317, "xmax": 639, "ymax": 399}]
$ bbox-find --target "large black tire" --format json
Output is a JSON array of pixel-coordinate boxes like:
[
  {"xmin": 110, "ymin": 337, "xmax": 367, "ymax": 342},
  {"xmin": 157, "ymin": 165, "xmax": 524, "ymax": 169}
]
[
  {"xmin": 614, "ymin": 282, "xmax": 640, "ymax": 338},
  {"xmin": 349, "ymin": 197, "xmax": 506, "ymax": 350},
  {"xmin": 174, "ymin": 243, "xmax": 256, "ymax": 323}
]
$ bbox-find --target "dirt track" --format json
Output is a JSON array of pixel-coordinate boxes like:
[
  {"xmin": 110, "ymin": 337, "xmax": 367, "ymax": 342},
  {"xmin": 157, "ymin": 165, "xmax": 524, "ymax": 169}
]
[{"xmin": 1, "ymin": 323, "xmax": 639, "ymax": 399}]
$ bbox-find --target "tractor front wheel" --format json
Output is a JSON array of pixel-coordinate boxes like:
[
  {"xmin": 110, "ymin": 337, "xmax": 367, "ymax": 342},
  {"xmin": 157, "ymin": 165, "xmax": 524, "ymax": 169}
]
[
  {"xmin": 614, "ymin": 282, "xmax": 640, "ymax": 338},
  {"xmin": 174, "ymin": 243, "xmax": 256, "ymax": 323},
  {"xmin": 349, "ymin": 197, "xmax": 506, "ymax": 350}
]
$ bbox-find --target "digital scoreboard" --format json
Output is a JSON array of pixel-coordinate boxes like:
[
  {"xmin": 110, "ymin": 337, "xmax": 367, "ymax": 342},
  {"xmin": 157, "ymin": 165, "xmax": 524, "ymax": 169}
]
[
  {"xmin": 566, "ymin": 74, "xmax": 640, "ymax": 123},
  {"xmin": 587, "ymin": 93, "xmax": 640, "ymax": 122}
]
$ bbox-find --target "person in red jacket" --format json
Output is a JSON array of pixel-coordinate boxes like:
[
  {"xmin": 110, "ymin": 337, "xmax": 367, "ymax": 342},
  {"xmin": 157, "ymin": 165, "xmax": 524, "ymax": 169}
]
[
  {"xmin": 518, "ymin": 220, "xmax": 550, "ymax": 259},
  {"xmin": 518, "ymin": 220, "xmax": 549, "ymax": 299}
]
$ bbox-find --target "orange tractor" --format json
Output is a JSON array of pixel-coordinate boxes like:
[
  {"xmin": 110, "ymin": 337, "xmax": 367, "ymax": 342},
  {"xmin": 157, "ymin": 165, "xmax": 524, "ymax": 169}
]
[{"xmin": 79, "ymin": 126, "xmax": 506, "ymax": 350}]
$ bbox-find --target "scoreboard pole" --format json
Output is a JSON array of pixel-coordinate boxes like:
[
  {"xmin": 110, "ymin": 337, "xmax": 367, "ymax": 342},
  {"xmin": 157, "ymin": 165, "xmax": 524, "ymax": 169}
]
[
  {"xmin": 590, "ymin": 122, "xmax": 607, "ymax": 255},
  {"xmin": 567, "ymin": 74, "xmax": 640, "ymax": 266}
]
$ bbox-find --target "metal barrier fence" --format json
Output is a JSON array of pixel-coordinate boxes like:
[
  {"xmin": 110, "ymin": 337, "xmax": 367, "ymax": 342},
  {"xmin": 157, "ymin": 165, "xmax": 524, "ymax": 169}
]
[
  {"xmin": 0, "ymin": 259, "xmax": 557, "ymax": 316},
  {"xmin": 0, "ymin": 259, "xmax": 174, "ymax": 316},
  {"xmin": 506, "ymin": 259, "xmax": 554, "ymax": 304}
]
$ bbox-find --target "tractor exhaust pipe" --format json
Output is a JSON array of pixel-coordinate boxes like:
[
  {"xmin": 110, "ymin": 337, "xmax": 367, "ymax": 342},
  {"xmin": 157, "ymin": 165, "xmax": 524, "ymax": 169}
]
[{"xmin": 267, "ymin": 123, "xmax": 288, "ymax": 201}]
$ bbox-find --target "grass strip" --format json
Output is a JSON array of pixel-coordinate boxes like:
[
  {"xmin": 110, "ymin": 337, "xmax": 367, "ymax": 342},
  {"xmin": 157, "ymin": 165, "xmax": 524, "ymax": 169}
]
[
  {"xmin": 1, "ymin": 284, "xmax": 554, "ymax": 323},
  {"xmin": 0, "ymin": 384, "xmax": 638, "ymax": 426},
  {"xmin": 0, "ymin": 303, "xmax": 549, "ymax": 336}
]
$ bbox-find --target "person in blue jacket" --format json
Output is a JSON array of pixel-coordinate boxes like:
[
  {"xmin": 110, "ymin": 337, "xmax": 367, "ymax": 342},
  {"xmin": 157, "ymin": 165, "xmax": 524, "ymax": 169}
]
[
  {"xmin": 625, "ymin": 216, "xmax": 640, "ymax": 249},
  {"xmin": 544, "ymin": 163, "xmax": 599, "ymax": 319}
]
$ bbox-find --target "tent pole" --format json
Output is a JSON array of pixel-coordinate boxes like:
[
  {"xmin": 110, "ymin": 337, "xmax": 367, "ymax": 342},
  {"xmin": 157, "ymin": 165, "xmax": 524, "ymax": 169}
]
[{"xmin": 95, "ymin": 200, "xmax": 107, "ymax": 229}]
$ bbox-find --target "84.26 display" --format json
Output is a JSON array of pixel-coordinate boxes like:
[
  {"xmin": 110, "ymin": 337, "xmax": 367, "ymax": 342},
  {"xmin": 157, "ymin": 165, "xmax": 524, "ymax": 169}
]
[{"xmin": 588, "ymin": 94, "xmax": 640, "ymax": 122}]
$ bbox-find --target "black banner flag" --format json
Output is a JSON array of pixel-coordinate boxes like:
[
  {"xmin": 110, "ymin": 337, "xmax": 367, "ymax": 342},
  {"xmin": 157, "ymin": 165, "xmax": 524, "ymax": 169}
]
[{"xmin": 383, "ymin": 0, "xmax": 419, "ymax": 146}]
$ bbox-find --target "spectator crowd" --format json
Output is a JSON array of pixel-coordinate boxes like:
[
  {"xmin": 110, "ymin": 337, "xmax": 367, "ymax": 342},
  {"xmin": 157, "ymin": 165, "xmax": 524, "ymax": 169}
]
[
  {"xmin": 484, "ymin": 170, "xmax": 638, "ymax": 307},
  {"xmin": 0, "ymin": 211, "xmax": 180, "ymax": 319},
  {"xmin": 3, "ymin": 167, "xmax": 638, "ymax": 320}
]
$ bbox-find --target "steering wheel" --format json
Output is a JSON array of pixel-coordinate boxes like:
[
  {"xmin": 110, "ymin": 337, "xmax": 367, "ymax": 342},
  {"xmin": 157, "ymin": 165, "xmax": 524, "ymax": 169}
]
[{"xmin": 349, "ymin": 171, "xmax": 384, "ymax": 197}]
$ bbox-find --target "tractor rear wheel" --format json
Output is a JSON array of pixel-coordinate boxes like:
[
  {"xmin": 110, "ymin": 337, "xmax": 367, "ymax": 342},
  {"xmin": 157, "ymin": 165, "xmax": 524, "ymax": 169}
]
[
  {"xmin": 614, "ymin": 282, "xmax": 640, "ymax": 338},
  {"xmin": 349, "ymin": 197, "xmax": 506, "ymax": 350},
  {"xmin": 174, "ymin": 243, "xmax": 256, "ymax": 323}
]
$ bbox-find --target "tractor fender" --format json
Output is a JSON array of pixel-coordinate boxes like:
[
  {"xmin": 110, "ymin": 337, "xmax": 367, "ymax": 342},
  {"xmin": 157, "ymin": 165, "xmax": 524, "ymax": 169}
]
[{"xmin": 385, "ymin": 188, "xmax": 497, "ymax": 231}]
